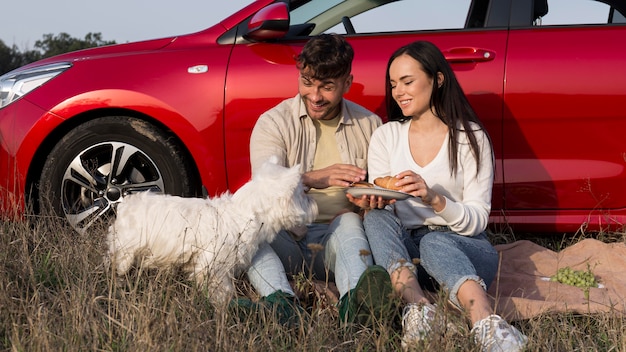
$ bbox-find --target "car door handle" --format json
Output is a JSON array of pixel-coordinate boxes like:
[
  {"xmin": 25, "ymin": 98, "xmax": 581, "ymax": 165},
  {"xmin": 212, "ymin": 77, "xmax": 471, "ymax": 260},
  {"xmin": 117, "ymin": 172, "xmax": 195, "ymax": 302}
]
[{"xmin": 444, "ymin": 48, "xmax": 495, "ymax": 63}]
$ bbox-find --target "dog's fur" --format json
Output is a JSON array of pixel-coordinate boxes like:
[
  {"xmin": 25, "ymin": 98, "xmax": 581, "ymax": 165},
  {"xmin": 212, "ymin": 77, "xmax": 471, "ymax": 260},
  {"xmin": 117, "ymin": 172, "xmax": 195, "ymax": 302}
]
[{"xmin": 106, "ymin": 157, "xmax": 317, "ymax": 306}]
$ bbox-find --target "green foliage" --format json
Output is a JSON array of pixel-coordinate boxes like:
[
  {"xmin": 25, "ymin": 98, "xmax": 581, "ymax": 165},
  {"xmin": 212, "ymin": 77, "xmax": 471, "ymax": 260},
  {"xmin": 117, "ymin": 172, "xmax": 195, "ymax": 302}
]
[
  {"xmin": 34, "ymin": 32, "xmax": 116, "ymax": 58},
  {"xmin": 0, "ymin": 32, "xmax": 116, "ymax": 75},
  {"xmin": 0, "ymin": 41, "xmax": 29, "ymax": 75}
]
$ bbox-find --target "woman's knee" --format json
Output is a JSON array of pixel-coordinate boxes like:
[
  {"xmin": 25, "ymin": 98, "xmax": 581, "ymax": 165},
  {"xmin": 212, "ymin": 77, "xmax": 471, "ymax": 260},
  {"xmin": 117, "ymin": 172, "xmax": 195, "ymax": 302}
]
[
  {"xmin": 363, "ymin": 209, "xmax": 401, "ymax": 237},
  {"xmin": 364, "ymin": 208, "xmax": 392, "ymax": 225},
  {"xmin": 419, "ymin": 231, "xmax": 453, "ymax": 250}
]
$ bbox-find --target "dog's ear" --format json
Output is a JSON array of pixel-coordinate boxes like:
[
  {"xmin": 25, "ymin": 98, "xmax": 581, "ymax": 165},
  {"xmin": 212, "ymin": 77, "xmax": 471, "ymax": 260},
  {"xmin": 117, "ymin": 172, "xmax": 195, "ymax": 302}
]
[
  {"xmin": 254, "ymin": 159, "xmax": 304, "ymax": 191},
  {"xmin": 285, "ymin": 164, "xmax": 305, "ymax": 189},
  {"xmin": 254, "ymin": 156, "xmax": 284, "ymax": 179},
  {"xmin": 256, "ymin": 157, "xmax": 282, "ymax": 179},
  {"xmin": 289, "ymin": 164, "xmax": 303, "ymax": 180}
]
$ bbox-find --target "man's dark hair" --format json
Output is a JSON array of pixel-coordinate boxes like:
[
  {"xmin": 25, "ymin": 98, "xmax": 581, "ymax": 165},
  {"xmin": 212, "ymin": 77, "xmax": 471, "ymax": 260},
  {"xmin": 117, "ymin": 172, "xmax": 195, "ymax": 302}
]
[{"xmin": 296, "ymin": 33, "xmax": 353, "ymax": 80}]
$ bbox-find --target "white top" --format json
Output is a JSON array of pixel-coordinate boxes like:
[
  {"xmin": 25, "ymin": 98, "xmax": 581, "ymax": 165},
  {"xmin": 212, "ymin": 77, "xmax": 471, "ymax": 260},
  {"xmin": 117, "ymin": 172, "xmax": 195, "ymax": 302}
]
[{"xmin": 367, "ymin": 120, "xmax": 494, "ymax": 236}]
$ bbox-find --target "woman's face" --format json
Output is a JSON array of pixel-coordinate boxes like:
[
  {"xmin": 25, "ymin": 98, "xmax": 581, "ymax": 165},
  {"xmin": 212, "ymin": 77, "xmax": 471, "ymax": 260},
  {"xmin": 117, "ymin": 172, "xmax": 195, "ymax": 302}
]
[{"xmin": 388, "ymin": 54, "xmax": 436, "ymax": 118}]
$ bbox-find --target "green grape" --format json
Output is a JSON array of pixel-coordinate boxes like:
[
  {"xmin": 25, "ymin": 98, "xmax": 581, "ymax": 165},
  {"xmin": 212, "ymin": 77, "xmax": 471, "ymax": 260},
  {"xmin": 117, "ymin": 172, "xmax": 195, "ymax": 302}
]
[{"xmin": 550, "ymin": 265, "xmax": 598, "ymax": 289}]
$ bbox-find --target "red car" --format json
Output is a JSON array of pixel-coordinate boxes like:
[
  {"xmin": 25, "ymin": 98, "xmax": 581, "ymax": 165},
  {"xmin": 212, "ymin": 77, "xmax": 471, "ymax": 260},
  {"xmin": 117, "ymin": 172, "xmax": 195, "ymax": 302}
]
[{"xmin": 1, "ymin": 0, "xmax": 625, "ymax": 234}]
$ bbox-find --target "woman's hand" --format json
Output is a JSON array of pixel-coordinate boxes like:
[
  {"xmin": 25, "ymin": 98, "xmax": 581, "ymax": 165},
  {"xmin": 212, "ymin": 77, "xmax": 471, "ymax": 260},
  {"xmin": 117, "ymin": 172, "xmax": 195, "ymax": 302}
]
[
  {"xmin": 346, "ymin": 193, "xmax": 395, "ymax": 210},
  {"xmin": 395, "ymin": 170, "xmax": 446, "ymax": 211}
]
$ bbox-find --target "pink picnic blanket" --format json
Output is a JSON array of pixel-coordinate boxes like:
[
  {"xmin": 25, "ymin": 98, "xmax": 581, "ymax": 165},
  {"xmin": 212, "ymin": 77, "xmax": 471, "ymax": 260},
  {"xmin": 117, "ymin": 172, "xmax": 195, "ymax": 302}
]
[{"xmin": 488, "ymin": 238, "xmax": 626, "ymax": 321}]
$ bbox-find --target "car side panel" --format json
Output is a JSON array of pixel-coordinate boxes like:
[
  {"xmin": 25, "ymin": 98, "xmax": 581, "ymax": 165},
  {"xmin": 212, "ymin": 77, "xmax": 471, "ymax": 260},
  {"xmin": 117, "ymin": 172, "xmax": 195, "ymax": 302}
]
[
  {"xmin": 223, "ymin": 30, "xmax": 508, "ymax": 209},
  {"xmin": 502, "ymin": 25, "xmax": 626, "ymax": 229},
  {"xmin": 223, "ymin": 41, "xmax": 305, "ymax": 191},
  {"xmin": 349, "ymin": 32, "xmax": 508, "ymax": 213}
]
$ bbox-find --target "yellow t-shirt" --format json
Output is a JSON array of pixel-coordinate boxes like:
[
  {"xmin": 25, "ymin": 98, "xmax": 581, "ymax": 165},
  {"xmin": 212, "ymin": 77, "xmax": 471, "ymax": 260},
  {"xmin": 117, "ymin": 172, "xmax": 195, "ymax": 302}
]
[{"xmin": 308, "ymin": 116, "xmax": 353, "ymax": 223}]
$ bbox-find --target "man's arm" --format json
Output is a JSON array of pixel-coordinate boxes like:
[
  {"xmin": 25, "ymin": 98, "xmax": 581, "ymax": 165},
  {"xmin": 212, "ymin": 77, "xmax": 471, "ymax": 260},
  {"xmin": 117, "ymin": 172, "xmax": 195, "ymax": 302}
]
[{"xmin": 249, "ymin": 114, "xmax": 288, "ymax": 175}]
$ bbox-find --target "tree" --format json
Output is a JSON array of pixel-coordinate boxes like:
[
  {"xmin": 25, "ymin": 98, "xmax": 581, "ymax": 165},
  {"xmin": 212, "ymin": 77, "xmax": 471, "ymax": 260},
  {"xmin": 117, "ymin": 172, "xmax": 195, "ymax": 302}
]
[
  {"xmin": 0, "ymin": 40, "xmax": 12, "ymax": 73},
  {"xmin": 34, "ymin": 32, "xmax": 116, "ymax": 58},
  {"xmin": 0, "ymin": 33, "xmax": 115, "ymax": 75},
  {"xmin": 0, "ymin": 40, "xmax": 31, "ymax": 75}
]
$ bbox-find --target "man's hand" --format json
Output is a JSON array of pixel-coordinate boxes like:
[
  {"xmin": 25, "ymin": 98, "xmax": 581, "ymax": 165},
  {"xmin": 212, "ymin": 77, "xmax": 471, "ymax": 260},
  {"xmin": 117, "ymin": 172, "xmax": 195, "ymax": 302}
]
[{"xmin": 302, "ymin": 163, "xmax": 366, "ymax": 189}]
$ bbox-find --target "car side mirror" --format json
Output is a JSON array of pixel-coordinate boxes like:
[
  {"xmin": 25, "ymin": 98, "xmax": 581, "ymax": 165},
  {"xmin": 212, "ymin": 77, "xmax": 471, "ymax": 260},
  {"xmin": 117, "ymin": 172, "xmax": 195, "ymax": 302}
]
[{"xmin": 245, "ymin": 2, "xmax": 290, "ymax": 41}]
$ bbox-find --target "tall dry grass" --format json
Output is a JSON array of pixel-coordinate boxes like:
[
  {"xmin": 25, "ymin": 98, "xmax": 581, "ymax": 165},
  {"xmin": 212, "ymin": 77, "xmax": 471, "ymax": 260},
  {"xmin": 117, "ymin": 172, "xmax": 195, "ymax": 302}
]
[{"xmin": 1, "ymin": 215, "xmax": 625, "ymax": 351}]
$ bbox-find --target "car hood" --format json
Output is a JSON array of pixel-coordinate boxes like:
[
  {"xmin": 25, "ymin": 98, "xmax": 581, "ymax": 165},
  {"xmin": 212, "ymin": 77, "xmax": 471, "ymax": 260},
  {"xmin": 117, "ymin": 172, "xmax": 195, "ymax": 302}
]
[{"xmin": 17, "ymin": 37, "xmax": 179, "ymax": 70}]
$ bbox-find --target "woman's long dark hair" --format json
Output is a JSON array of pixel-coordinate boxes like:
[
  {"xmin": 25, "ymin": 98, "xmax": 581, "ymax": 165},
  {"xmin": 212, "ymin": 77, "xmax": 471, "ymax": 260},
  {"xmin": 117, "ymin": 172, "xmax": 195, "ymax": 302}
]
[{"xmin": 385, "ymin": 41, "xmax": 491, "ymax": 176}]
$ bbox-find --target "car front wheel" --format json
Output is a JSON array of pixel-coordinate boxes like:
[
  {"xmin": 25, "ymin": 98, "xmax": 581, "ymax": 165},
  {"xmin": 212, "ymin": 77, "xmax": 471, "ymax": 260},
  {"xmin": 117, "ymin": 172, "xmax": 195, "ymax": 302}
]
[{"xmin": 39, "ymin": 116, "xmax": 200, "ymax": 234}]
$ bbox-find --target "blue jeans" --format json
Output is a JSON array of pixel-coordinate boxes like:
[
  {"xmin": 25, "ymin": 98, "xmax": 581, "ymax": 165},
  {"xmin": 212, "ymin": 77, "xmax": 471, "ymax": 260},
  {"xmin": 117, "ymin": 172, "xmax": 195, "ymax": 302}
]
[
  {"xmin": 247, "ymin": 212, "xmax": 373, "ymax": 298},
  {"xmin": 363, "ymin": 209, "xmax": 498, "ymax": 307}
]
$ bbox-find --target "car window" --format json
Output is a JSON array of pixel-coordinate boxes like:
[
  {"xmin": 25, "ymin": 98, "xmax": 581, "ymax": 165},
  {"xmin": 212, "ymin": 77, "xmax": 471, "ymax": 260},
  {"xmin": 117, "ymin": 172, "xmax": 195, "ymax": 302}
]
[
  {"xmin": 327, "ymin": 0, "xmax": 472, "ymax": 33},
  {"xmin": 538, "ymin": 0, "xmax": 623, "ymax": 25},
  {"xmin": 290, "ymin": 0, "xmax": 343, "ymax": 25},
  {"xmin": 289, "ymin": 0, "xmax": 472, "ymax": 35}
]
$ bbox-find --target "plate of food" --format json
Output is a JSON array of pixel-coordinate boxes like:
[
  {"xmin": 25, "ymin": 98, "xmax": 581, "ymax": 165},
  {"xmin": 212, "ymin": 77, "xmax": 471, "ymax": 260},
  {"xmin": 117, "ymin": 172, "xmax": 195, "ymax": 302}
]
[{"xmin": 345, "ymin": 177, "xmax": 414, "ymax": 201}]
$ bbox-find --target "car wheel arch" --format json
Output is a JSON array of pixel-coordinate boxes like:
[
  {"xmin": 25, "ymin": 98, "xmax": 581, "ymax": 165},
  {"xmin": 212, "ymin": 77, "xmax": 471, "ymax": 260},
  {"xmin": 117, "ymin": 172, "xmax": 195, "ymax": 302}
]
[{"xmin": 26, "ymin": 110, "xmax": 204, "ymax": 218}]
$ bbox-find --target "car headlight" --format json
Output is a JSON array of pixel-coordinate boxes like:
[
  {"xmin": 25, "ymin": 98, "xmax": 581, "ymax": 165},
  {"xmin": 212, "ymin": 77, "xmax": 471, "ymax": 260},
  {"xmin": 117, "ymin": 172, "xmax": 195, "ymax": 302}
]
[{"xmin": 0, "ymin": 62, "xmax": 72, "ymax": 109}]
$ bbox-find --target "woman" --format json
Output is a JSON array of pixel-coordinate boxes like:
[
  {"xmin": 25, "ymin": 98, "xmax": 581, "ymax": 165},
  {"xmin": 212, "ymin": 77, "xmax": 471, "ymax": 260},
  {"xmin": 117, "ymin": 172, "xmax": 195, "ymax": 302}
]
[{"xmin": 349, "ymin": 41, "xmax": 528, "ymax": 351}]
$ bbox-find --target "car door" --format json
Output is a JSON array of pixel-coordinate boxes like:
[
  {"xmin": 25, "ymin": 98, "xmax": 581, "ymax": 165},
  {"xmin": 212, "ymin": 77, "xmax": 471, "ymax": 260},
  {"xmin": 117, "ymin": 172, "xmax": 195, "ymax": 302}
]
[
  {"xmin": 501, "ymin": 0, "xmax": 626, "ymax": 231},
  {"xmin": 333, "ymin": 0, "xmax": 509, "ymax": 213},
  {"xmin": 223, "ymin": 0, "xmax": 509, "ymax": 212}
]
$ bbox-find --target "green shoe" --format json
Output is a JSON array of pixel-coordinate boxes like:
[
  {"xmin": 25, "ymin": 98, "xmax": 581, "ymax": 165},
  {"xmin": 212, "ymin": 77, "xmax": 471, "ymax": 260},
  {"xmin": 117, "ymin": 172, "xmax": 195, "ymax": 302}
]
[
  {"xmin": 228, "ymin": 296, "xmax": 265, "ymax": 323},
  {"xmin": 338, "ymin": 288, "xmax": 356, "ymax": 324},
  {"xmin": 229, "ymin": 291, "xmax": 304, "ymax": 327},
  {"xmin": 339, "ymin": 265, "xmax": 393, "ymax": 326},
  {"xmin": 263, "ymin": 290, "xmax": 305, "ymax": 327}
]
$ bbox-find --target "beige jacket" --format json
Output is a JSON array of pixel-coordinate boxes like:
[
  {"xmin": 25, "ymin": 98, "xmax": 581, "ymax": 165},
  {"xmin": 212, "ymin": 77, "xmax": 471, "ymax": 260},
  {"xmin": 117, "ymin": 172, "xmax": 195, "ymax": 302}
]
[
  {"xmin": 249, "ymin": 94, "xmax": 382, "ymax": 240},
  {"xmin": 250, "ymin": 94, "xmax": 382, "ymax": 175}
]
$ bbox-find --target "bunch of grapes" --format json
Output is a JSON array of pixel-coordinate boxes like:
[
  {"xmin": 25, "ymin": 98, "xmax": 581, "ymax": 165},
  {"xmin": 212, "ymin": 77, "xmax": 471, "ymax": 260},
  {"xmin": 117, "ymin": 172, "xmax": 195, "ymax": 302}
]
[{"xmin": 550, "ymin": 265, "xmax": 598, "ymax": 288}]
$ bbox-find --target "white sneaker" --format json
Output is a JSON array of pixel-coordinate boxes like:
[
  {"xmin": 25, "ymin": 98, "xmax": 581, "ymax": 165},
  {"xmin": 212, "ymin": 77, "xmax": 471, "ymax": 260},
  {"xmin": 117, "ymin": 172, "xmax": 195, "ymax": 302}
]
[
  {"xmin": 401, "ymin": 303, "xmax": 436, "ymax": 350},
  {"xmin": 471, "ymin": 314, "xmax": 528, "ymax": 352}
]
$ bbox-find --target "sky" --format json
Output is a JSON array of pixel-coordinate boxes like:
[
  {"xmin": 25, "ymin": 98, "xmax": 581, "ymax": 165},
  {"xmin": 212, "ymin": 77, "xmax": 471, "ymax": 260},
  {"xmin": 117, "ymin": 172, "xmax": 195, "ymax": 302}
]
[
  {"xmin": 1, "ymin": 0, "xmax": 609, "ymax": 50},
  {"xmin": 1, "ymin": 1, "xmax": 254, "ymax": 49}
]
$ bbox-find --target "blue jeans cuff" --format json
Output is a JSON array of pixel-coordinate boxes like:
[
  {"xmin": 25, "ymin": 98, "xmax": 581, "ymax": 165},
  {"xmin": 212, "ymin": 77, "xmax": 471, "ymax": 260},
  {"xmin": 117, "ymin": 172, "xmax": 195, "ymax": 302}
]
[{"xmin": 449, "ymin": 275, "xmax": 486, "ymax": 308}]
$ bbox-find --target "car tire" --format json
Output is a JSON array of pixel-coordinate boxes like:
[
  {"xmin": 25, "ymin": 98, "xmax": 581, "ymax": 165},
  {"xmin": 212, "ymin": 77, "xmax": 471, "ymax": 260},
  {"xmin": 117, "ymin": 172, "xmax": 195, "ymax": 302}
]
[{"xmin": 39, "ymin": 116, "xmax": 200, "ymax": 234}]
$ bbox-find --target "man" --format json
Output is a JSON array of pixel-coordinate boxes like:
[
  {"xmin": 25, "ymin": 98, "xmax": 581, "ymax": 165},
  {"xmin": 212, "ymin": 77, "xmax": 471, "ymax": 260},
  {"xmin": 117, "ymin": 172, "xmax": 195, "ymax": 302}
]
[{"xmin": 235, "ymin": 34, "xmax": 390, "ymax": 326}]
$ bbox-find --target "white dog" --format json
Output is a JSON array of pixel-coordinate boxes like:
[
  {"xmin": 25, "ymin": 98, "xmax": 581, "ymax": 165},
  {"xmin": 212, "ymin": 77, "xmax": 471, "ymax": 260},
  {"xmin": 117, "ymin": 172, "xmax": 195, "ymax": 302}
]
[{"xmin": 106, "ymin": 157, "xmax": 317, "ymax": 306}]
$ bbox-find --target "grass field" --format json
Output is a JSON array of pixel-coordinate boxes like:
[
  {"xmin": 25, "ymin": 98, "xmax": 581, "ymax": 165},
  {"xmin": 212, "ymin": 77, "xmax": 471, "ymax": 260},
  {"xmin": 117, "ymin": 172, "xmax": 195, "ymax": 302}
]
[{"xmin": 1, "ymin": 216, "xmax": 625, "ymax": 351}]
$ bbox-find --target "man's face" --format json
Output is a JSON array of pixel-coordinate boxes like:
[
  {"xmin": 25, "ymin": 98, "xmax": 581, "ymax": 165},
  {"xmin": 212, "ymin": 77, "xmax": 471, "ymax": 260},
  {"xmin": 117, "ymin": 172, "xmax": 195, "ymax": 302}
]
[{"xmin": 298, "ymin": 69, "xmax": 352, "ymax": 120}]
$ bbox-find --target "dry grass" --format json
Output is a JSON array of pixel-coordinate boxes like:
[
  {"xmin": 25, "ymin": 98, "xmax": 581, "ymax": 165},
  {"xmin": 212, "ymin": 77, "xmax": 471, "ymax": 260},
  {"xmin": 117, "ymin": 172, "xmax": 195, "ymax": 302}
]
[{"xmin": 1, "ymin": 216, "xmax": 625, "ymax": 351}]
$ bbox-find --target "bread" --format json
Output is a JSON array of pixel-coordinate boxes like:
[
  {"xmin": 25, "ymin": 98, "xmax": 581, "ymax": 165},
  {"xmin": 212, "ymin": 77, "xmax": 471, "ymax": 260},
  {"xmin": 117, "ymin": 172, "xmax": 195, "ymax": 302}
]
[
  {"xmin": 351, "ymin": 181, "xmax": 374, "ymax": 188},
  {"xmin": 374, "ymin": 176, "xmax": 402, "ymax": 191}
]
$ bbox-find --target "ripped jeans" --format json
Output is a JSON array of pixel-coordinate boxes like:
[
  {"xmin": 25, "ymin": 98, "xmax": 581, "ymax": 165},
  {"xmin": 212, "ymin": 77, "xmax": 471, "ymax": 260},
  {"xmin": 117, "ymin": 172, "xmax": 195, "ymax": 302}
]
[{"xmin": 363, "ymin": 209, "xmax": 498, "ymax": 308}]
